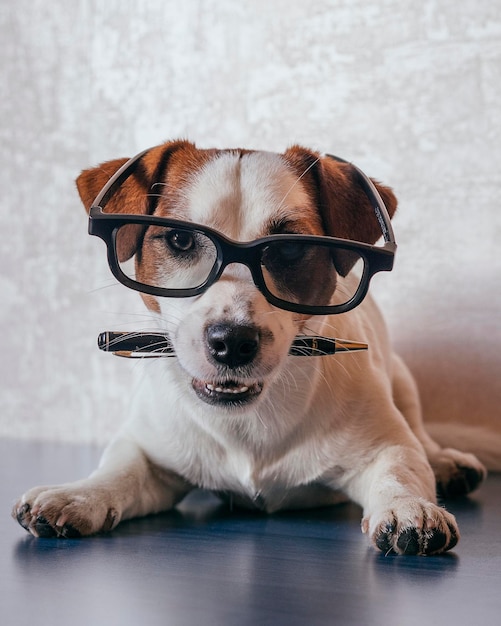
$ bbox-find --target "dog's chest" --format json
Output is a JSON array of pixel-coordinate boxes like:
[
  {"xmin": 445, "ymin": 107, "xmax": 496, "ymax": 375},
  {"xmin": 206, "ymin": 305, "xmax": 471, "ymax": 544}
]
[
  {"xmin": 203, "ymin": 445, "xmax": 346, "ymax": 512},
  {"xmin": 190, "ymin": 441, "xmax": 290, "ymax": 500},
  {"xmin": 172, "ymin": 425, "xmax": 344, "ymax": 512}
]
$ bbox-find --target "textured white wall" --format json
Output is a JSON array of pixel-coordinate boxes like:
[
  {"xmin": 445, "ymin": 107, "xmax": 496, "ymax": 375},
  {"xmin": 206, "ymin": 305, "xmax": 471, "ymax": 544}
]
[{"xmin": 1, "ymin": 0, "xmax": 500, "ymax": 444}]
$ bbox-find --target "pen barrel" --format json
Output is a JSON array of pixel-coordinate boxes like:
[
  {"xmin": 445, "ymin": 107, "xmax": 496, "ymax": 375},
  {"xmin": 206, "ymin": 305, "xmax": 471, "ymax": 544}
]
[
  {"xmin": 98, "ymin": 331, "xmax": 174, "ymax": 354},
  {"xmin": 97, "ymin": 332, "xmax": 367, "ymax": 358},
  {"xmin": 288, "ymin": 337, "xmax": 367, "ymax": 356}
]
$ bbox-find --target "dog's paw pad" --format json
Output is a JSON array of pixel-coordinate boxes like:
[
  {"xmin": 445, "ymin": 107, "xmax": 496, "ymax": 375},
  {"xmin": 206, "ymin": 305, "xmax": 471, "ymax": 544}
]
[
  {"xmin": 431, "ymin": 448, "xmax": 487, "ymax": 499},
  {"xmin": 425, "ymin": 523, "xmax": 458, "ymax": 553},
  {"xmin": 396, "ymin": 528, "xmax": 420, "ymax": 555},
  {"xmin": 13, "ymin": 502, "xmax": 32, "ymax": 531},
  {"xmin": 33, "ymin": 515, "xmax": 60, "ymax": 538},
  {"xmin": 58, "ymin": 523, "xmax": 82, "ymax": 539},
  {"xmin": 437, "ymin": 465, "xmax": 485, "ymax": 499},
  {"xmin": 374, "ymin": 522, "xmax": 395, "ymax": 553}
]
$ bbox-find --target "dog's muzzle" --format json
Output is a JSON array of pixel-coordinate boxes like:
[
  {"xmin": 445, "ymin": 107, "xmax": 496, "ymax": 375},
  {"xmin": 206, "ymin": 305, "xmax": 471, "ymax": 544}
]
[{"xmin": 189, "ymin": 322, "xmax": 264, "ymax": 407}]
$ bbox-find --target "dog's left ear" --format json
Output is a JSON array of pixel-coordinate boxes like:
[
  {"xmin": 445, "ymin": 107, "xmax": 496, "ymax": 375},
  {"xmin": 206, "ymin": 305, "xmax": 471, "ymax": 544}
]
[
  {"xmin": 316, "ymin": 153, "xmax": 397, "ymax": 245},
  {"xmin": 284, "ymin": 146, "xmax": 398, "ymax": 275}
]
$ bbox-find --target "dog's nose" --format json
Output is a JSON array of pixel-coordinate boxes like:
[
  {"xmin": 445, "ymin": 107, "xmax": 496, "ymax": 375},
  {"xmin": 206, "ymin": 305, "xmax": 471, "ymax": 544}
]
[{"xmin": 205, "ymin": 323, "xmax": 260, "ymax": 367}]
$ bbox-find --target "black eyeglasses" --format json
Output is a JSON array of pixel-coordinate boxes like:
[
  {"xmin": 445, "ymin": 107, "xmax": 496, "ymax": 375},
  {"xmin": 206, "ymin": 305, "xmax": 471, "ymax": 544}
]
[{"xmin": 88, "ymin": 150, "xmax": 397, "ymax": 315}]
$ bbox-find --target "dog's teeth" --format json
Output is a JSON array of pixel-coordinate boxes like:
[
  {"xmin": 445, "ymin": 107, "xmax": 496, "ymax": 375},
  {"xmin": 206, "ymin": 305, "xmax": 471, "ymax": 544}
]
[
  {"xmin": 205, "ymin": 383, "xmax": 250, "ymax": 395},
  {"xmin": 193, "ymin": 378, "xmax": 262, "ymax": 404}
]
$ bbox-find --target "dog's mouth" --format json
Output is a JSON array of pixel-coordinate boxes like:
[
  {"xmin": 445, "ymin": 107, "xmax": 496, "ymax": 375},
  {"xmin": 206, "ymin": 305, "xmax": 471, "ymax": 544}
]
[{"xmin": 191, "ymin": 378, "xmax": 264, "ymax": 406}]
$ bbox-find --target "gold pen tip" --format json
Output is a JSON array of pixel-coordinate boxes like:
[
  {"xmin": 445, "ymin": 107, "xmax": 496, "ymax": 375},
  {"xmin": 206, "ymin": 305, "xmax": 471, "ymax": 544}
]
[{"xmin": 335, "ymin": 339, "xmax": 368, "ymax": 352}]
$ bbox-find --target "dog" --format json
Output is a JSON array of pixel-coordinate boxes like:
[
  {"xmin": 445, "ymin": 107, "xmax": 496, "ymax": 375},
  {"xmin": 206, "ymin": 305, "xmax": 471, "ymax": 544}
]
[{"xmin": 13, "ymin": 140, "xmax": 487, "ymax": 555}]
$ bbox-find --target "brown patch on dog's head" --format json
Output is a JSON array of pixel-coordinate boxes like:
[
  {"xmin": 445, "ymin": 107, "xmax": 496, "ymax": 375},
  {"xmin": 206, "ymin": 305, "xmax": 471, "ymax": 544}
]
[
  {"xmin": 283, "ymin": 145, "xmax": 397, "ymax": 275},
  {"xmin": 76, "ymin": 141, "xmax": 199, "ymax": 214}
]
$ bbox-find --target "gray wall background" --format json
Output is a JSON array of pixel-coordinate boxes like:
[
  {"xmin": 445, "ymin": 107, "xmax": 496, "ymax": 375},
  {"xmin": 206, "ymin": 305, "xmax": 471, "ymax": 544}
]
[{"xmin": 1, "ymin": 0, "xmax": 500, "ymax": 444}]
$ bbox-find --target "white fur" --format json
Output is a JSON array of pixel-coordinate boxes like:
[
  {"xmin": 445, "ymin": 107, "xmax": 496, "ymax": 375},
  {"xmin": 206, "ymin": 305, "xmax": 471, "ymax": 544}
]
[{"xmin": 14, "ymin": 149, "xmax": 488, "ymax": 554}]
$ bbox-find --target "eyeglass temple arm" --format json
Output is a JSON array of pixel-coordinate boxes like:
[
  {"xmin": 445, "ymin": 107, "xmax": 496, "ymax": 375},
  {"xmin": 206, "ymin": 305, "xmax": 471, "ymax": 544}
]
[{"xmin": 91, "ymin": 148, "xmax": 151, "ymax": 211}]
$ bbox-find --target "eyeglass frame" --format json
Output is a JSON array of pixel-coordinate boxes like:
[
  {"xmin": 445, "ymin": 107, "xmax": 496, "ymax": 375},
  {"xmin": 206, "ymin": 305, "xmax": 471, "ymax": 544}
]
[{"xmin": 88, "ymin": 148, "xmax": 397, "ymax": 315}]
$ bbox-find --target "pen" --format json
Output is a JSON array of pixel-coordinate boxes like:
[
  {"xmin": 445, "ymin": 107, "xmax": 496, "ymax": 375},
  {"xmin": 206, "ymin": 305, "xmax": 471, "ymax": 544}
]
[{"xmin": 97, "ymin": 331, "xmax": 368, "ymax": 358}]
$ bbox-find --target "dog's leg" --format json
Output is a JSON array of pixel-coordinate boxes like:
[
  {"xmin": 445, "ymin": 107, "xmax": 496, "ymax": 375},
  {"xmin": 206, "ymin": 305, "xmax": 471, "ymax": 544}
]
[
  {"xmin": 344, "ymin": 441, "xmax": 460, "ymax": 555},
  {"xmin": 391, "ymin": 353, "xmax": 487, "ymax": 498},
  {"xmin": 12, "ymin": 437, "xmax": 192, "ymax": 537}
]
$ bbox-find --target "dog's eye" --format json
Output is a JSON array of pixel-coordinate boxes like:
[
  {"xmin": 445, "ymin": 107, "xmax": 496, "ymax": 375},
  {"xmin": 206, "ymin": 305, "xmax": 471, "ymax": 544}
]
[
  {"xmin": 273, "ymin": 242, "xmax": 305, "ymax": 263},
  {"xmin": 166, "ymin": 230, "xmax": 195, "ymax": 252}
]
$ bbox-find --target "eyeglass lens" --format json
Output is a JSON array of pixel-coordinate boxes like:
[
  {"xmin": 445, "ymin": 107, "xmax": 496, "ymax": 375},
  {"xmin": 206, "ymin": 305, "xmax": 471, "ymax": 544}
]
[
  {"xmin": 115, "ymin": 224, "xmax": 366, "ymax": 308},
  {"xmin": 260, "ymin": 241, "xmax": 365, "ymax": 307}
]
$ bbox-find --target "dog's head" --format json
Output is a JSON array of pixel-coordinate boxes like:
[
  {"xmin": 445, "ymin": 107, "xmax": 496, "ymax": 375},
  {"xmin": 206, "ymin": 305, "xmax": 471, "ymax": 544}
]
[{"xmin": 77, "ymin": 141, "xmax": 396, "ymax": 411}]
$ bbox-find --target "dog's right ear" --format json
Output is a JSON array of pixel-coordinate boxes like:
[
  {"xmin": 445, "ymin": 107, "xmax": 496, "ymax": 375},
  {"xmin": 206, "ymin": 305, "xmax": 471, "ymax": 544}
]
[
  {"xmin": 75, "ymin": 141, "xmax": 190, "ymax": 261},
  {"xmin": 75, "ymin": 142, "xmax": 189, "ymax": 214},
  {"xmin": 76, "ymin": 157, "xmax": 130, "ymax": 214}
]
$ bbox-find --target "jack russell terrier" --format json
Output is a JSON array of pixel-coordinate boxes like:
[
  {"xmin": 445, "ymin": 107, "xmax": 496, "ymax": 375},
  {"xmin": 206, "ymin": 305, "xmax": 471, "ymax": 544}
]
[{"xmin": 13, "ymin": 141, "xmax": 487, "ymax": 555}]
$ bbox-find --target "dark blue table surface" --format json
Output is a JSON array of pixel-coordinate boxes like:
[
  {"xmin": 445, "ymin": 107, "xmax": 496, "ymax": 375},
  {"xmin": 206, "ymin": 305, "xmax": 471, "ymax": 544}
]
[{"xmin": 1, "ymin": 439, "xmax": 500, "ymax": 626}]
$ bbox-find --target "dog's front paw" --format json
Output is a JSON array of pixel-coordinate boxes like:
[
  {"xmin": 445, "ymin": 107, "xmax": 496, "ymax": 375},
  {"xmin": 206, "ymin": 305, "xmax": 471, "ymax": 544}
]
[
  {"xmin": 362, "ymin": 498, "xmax": 459, "ymax": 556},
  {"xmin": 12, "ymin": 484, "xmax": 119, "ymax": 538},
  {"xmin": 429, "ymin": 448, "xmax": 487, "ymax": 499}
]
